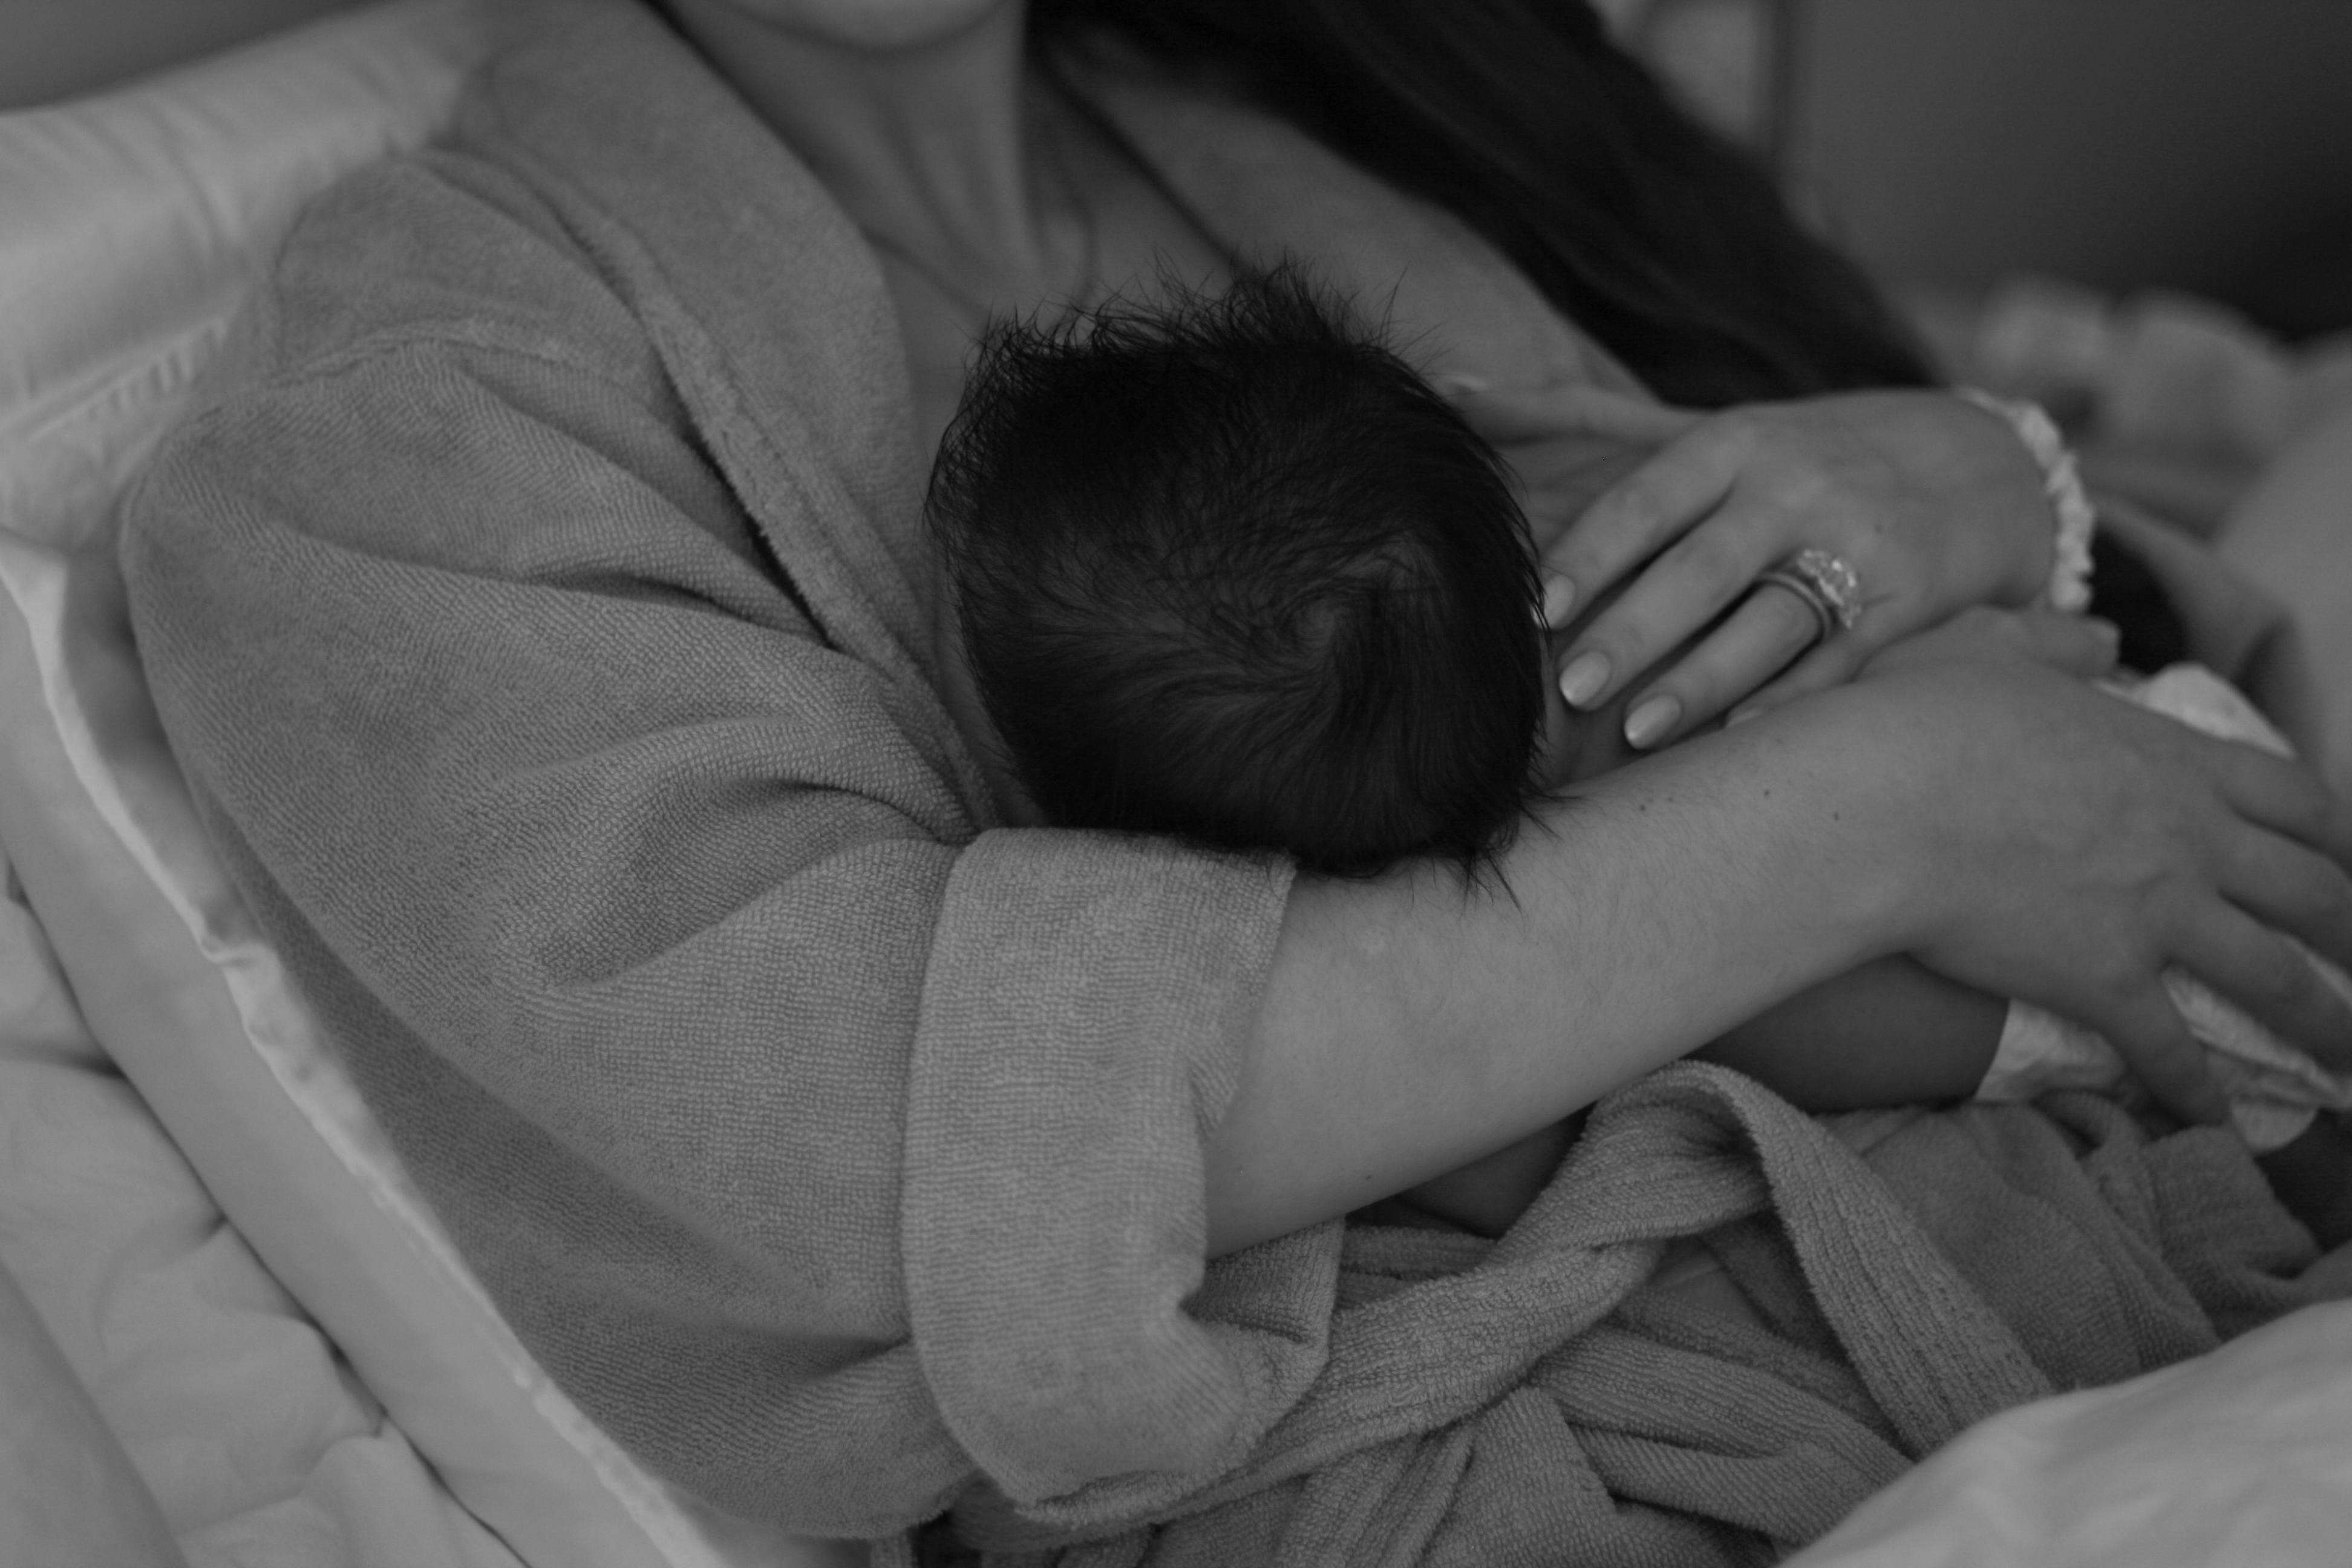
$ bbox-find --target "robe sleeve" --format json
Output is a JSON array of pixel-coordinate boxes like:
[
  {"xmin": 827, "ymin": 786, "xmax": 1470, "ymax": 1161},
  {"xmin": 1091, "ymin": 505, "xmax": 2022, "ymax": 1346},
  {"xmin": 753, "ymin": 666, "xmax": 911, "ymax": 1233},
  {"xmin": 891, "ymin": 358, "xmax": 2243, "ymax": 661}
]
[{"xmin": 119, "ymin": 151, "xmax": 1307, "ymax": 1530}]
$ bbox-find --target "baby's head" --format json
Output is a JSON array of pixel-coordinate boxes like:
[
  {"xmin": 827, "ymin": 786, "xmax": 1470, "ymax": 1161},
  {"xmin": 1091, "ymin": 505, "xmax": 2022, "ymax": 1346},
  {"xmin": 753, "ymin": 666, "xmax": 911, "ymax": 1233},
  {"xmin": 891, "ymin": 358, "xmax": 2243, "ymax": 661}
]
[{"xmin": 926, "ymin": 267, "xmax": 1549, "ymax": 879}]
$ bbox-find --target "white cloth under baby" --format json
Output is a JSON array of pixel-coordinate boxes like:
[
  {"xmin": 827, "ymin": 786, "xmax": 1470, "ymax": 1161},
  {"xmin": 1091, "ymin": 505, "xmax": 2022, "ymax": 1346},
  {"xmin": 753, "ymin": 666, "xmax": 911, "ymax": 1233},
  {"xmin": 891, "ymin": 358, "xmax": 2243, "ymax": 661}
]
[{"xmin": 1978, "ymin": 664, "xmax": 2352, "ymax": 1151}]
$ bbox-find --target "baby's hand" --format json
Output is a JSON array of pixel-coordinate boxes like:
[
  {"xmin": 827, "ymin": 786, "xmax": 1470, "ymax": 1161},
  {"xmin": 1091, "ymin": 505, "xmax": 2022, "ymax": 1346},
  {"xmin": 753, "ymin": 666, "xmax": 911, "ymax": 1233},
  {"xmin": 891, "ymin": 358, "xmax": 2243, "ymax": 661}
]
[{"xmin": 1534, "ymin": 627, "xmax": 1637, "ymax": 789}]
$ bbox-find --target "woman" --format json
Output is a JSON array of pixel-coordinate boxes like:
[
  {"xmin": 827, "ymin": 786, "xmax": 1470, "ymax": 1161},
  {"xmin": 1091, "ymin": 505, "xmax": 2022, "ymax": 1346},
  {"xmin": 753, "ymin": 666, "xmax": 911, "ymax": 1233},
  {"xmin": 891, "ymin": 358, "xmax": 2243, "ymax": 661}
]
[{"xmin": 120, "ymin": 0, "xmax": 2352, "ymax": 1557}]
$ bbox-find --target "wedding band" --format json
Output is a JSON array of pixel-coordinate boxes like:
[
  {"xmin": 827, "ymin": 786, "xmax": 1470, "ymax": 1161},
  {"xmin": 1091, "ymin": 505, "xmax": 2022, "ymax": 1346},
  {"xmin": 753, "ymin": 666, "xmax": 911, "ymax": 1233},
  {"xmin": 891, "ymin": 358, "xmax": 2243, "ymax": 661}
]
[{"xmin": 1754, "ymin": 548, "xmax": 1863, "ymax": 642}]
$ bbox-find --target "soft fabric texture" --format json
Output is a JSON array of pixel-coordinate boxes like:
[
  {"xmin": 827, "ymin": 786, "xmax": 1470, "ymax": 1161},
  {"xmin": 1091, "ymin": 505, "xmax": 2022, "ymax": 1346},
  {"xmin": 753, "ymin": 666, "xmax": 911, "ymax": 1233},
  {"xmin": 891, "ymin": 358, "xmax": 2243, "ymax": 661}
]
[
  {"xmin": 1784, "ymin": 1297, "xmax": 2352, "ymax": 1567},
  {"xmin": 0, "ymin": 855, "xmax": 517, "ymax": 1568},
  {"xmin": 116, "ymin": 0, "xmax": 2342, "ymax": 1560},
  {"xmin": 124, "ymin": 0, "xmax": 1295, "ymax": 1538},
  {"xmin": 0, "ymin": 3, "xmax": 846, "ymax": 1563},
  {"xmin": 942, "ymin": 1070, "xmax": 2326, "ymax": 1564},
  {"xmin": 0, "ymin": 869, "xmax": 195, "ymax": 1568},
  {"xmin": 0, "ymin": 0, "xmax": 486, "ymax": 460}
]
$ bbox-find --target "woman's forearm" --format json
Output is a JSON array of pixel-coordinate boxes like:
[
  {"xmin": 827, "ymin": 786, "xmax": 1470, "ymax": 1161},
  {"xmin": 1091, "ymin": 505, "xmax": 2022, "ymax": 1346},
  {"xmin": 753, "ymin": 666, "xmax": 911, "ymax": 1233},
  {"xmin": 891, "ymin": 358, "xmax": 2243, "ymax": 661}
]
[
  {"xmin": 1204, "ymin": 712, "xmax": 1904, "ymax": 1255},
  {"xmin": 1206, "ymin": 629, "xmax": 2352, "ymax": 1256}
]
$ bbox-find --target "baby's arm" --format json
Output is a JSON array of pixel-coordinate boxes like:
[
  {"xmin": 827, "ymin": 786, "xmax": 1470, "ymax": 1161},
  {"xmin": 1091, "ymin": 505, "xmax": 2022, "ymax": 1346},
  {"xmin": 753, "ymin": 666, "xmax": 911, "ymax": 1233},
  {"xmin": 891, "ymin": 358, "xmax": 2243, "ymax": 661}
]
[
  {"xmin": 1400, "ymin": 962, "xmax": 2002, "ymax": 1235},
  {"xmin": 1398, "ymin": 681, "xmax": 2004, "ymax": 1236},
  {"xmin": 1696, "ymin": 958, "xmax": 2003, "ymax": 1109}
]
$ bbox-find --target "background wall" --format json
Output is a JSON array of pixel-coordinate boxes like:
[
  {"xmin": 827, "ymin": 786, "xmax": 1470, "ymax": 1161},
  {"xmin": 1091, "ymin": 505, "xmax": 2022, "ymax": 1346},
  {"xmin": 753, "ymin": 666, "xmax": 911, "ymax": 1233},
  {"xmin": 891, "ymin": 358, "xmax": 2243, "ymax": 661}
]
[
  {"xmin": 10, "ymin": 0, "xmax": 2351, "ymax": 338},
  {"xmin": 1790, "ymin": 0, "xmax": 2352, "ymax": 336}
]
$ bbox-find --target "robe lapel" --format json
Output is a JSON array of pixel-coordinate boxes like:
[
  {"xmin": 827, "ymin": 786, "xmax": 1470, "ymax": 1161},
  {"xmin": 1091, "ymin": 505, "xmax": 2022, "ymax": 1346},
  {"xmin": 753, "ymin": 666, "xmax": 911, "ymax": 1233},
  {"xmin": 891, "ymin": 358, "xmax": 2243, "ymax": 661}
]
[
  {"xmin": 452, "ymin": 0, "xmax": 1001, "ymax": 817},
  {"xmin": 465, "ymin": 0, "xmax": 937, "ymax": 679}
]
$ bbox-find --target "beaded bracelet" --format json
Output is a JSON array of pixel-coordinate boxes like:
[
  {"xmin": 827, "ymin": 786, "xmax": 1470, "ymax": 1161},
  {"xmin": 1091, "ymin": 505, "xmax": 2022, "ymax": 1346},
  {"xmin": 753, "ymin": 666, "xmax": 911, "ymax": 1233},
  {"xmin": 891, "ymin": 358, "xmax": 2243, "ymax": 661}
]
[{"xmin": 1955, "ymin": 387, "xmax": 2096, "ymax": 614}]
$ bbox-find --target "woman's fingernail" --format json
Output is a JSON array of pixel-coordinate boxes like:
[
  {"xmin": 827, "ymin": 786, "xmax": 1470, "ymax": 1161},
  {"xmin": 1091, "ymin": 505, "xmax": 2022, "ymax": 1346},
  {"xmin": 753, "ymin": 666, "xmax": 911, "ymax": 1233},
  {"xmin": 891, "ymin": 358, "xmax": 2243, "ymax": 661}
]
[
  {"xmin": 1624, "ymin": 693, "xmax": 1681, "ymax": 750},
  {"xmin": 1558, "ymin": 650, "xmax": 1612, "ymax": 708},
  {"xmin": 1431, "ymin": 370, "xmax": 1492, "ymax": 395},
  {"xmin": 1538, "ymin": 573, "xmax": 1577, "ymax": 628},
  {"xmin": 1725, "ymin": 702, "xmax": 1762, "ymax": 728}
]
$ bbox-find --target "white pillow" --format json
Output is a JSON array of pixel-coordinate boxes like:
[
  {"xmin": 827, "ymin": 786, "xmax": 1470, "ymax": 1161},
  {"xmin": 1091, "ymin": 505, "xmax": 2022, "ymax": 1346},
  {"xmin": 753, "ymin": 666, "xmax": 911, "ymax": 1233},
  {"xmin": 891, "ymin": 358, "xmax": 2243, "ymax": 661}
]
[
  {"xmin": 0, "ymin": 6, "xmax": 855, "ymax": 1566},
  {"xmin": 0, "ymin": 851, "xmax": 521, "ymax": 1568}
]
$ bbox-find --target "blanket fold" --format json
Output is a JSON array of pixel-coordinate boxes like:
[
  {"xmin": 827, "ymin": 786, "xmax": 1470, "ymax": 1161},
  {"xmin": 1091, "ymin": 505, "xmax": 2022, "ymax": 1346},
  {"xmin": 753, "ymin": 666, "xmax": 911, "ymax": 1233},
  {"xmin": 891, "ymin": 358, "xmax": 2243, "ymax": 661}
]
[{"xmin": 953, "ymin": 1065, "xmax": 2329, "ymax": 1564}]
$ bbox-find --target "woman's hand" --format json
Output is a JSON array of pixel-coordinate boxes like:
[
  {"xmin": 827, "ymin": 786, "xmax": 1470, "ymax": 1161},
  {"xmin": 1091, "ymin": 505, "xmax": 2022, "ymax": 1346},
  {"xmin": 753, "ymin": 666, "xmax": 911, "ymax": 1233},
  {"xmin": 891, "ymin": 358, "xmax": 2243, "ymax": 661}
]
[
  {"xmin": 1822, "ymin": 619, "xmax": 2352, "ymax": 1125},
  {"xmin": 1458, "ymin": 385, "xmax": 2060, "ymax": 751},
  {"xmin": 1212, "ymin": 602, "xmax": 2348, "ymax": 1252}
]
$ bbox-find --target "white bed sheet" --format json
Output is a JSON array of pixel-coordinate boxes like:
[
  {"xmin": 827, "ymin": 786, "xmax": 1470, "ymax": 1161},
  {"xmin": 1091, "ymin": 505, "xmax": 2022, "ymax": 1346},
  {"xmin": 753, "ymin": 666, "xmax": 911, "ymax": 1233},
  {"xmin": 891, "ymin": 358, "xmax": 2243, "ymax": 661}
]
[
  {"xmin": 1792, "ymin": 1293, "xmax": 2352, "ymax": 1567},
  {"xmin": 0, "ymin": 855, "xmax": 521, "ymax": 1568}
]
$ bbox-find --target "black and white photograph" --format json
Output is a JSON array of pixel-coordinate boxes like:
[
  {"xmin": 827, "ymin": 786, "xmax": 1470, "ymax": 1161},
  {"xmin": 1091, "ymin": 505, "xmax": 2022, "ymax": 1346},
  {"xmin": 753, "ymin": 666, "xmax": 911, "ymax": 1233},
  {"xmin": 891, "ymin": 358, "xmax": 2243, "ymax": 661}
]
[{"xmin": 6, "ymin": 1, "xmax": 2352, "ymax": 1563}]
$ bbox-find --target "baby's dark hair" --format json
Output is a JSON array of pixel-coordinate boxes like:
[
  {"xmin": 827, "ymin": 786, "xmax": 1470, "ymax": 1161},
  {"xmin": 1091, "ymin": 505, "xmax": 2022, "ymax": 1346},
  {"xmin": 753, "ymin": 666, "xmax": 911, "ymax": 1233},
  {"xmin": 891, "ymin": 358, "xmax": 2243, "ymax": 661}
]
[{"xmin": 926, "ymin": 266, "xmax": 1546, "ymax": 879}]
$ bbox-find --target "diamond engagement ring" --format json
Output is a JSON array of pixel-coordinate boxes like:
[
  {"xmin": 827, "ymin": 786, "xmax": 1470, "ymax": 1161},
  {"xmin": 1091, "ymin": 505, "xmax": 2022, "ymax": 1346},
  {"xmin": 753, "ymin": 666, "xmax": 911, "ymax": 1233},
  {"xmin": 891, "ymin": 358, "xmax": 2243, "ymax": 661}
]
[{"xmin": 1754, "ymin": 548, "xmax": 1863, "ymax": 642}]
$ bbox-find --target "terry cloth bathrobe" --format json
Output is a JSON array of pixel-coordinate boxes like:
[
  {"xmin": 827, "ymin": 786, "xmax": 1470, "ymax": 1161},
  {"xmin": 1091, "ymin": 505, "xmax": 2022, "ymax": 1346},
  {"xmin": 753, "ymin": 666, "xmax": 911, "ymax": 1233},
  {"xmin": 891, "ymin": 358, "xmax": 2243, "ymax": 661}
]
[{"xmin": 119, "ymin": 0, "xmax": 2343, "ymax": 1561}]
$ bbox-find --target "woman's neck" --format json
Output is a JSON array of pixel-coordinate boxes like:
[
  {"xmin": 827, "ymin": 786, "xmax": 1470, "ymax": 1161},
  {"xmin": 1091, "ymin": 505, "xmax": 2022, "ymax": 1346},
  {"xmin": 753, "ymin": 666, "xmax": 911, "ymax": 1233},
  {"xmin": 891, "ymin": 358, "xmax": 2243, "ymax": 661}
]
[{"xmin": 664, "ymin": 0, "xmax": 1065, "ymax": 295}]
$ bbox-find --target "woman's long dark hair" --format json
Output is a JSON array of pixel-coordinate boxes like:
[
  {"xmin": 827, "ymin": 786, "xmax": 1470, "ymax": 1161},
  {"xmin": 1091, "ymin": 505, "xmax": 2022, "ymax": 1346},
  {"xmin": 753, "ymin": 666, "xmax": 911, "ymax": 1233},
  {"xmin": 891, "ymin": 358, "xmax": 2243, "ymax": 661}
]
[{"xmin": 1034, "ymin": 0, "xmax": 1936, "ymax": 407}]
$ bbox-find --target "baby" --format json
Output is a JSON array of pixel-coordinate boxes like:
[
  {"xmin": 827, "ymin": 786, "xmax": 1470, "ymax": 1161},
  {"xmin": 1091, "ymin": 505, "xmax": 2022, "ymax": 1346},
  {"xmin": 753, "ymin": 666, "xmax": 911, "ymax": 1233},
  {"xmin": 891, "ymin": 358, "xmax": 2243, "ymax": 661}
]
[{"xmin": 924, "ymin": 267, "xmax": 2352, "ymax": 1240}]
